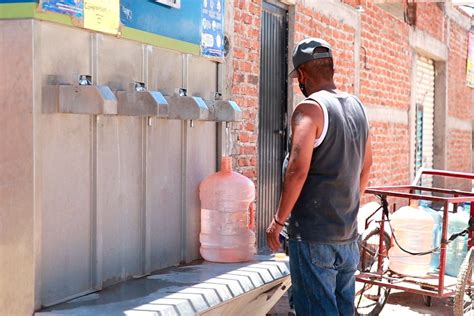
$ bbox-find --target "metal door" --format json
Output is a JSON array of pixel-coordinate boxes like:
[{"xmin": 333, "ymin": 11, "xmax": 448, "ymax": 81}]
[
  {"xmin": 415, "ymin": 55, "xmax": 435, "ymax": 187},
  {"xmin": 257, "ymin": 2, "xmax": 288, "ymax": 249}
]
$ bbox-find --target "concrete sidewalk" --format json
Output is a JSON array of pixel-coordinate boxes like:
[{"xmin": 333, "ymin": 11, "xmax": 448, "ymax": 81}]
[{"xmin": 268, "ymin": 286, "xmax": 454, "ymax": 316}]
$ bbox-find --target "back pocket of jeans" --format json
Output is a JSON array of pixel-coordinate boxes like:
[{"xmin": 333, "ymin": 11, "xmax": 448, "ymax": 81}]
[{"xmin": 309, "ymin": 243, "xmax": 336, "ymax": 269}]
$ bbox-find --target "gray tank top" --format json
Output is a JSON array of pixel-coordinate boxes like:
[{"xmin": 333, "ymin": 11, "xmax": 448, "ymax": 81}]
[{"xmin": 287, "ymin": 90, "xmax": 369, "ymax": 243}]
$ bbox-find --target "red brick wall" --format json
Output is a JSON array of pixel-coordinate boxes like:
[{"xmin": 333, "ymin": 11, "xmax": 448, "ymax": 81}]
[
  {"xmin": 448, "ymin": 22, "xmax": 470, "ymax": 120},
  {"xmin": 369, "ymin": 122, "xmax": 411, "ymax": 187},
  {"xmin": 447, "ymin": 129, "xmax": 472, "ymax": 190},
  {"xmin": 229, "ymin": 0, "xmax": 261, "ymax": 181},
  {"xmin": 293, "ymin": 4, "xmax": 356, "ymax": 94},
  {"xmin": 448, "ymin": 129, "xmax": 472, "ymax": 172},
  {"xmin": 227, "ymin": 0, "xmax": 473, "ymax": 204},
  {"xmin": 359, "ymin": 120, "xmax": 412, "ymax": 205},
  {"xmin": 356, "ymin": 2, "xmax": 413, "ymax": 194},
  {"xmin": 358, "ymin": 2, "xmax": 411, "ymax": 111},
  {"xmin": 447, "ymin": 21, "xmax": 472, "ymax": 189},
  {"xmin": 416, "ymin": 2, "xmax": 445, "ymax": 41}
]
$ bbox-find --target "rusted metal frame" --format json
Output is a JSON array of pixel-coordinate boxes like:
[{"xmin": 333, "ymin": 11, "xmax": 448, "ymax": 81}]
[
  {"xmin": 377, "ymin": 200, "xmax": 386, "ymax": 274},
  {"xmin": 366, "ymin": 189, "xmax": 474, "ymax": 204},
  {"xmin": 413, "ymin": 169, "xmax": 474, "ymax": 191},
  {"xmin": 360, "ymin": 206, "xmax": 383, "ymax": 268},
  {"xmin": 355, "ymin": 275, "xmax": 455, "ymax": 298},
  {"xmin": 417, "ymin": 169, "xmax": 474, "ymax": 180},
  {"xmin": 368, "ymin": 186, "xmax": 474, "ymax": 198},
  {"xmin": 469, "ymin": 201, "xmax": 474, "ymax": 296},
  {"xmin": 364, "ymin": 206, "xmax": 382, "ymax": 230},
  {"xmin": 437, "ymin": 200, "xmax": 450, "ymax": 295},
  {"xmin": 411, "ymin": 186, "xmax": 474, "ymax": 197}
]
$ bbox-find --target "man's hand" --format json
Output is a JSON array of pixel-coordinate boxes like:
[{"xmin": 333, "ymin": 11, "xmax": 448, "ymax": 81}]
[{"xmin": 266, "ymin": 219, "xmax": 283, "ymax": 252}]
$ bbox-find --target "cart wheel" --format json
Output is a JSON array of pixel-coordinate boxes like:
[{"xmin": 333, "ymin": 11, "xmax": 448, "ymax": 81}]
[
  {"xmin": 356, "ymin": 226, "xmax": 391, "ymax": 315},
  {"xmin": 355, "ymin": 283, "xmax": 390, "ymax": 316},
  {"xmin": 422, "ymin": 295, "xmax": 432, "ymax": 307},
  {"xmin": 359, "ymin": 225, "xmax": 391, "ymax": 273},
  {"xmin": 453, "ymin": 248, "xmax": 474, "ymax": 316}
]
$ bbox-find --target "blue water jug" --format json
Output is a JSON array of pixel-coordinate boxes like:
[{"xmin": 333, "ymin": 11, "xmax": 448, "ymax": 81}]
[
  {"xmin": 420, "ymin": 200, "xmax": 442, "ymax": 272},
  {"xmin": 445, "ymin": 203, "xmax": 470, "ymax": 277}
]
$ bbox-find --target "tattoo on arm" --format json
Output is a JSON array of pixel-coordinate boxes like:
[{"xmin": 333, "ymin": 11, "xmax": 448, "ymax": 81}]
[
  {"xmin": 292, "ymin": 144, "xmax": 301, "ymax": 159},
  {"xmin": 291, "ymin": 108, "xmax": 304, "ymax": 160},
  {"xmin": 292, "ymin": 108, "xmax": 305, "ymax": 127}
]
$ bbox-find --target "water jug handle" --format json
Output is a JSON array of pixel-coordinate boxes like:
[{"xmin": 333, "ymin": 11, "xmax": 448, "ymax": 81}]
[{"xmin": 249, "ymin": 202, "xmax": 255, "ymax": 230}]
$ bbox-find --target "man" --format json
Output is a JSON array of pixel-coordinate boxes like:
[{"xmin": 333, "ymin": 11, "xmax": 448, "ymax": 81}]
[{"xmin": 266, "ymin": 38, "xmax": 373, "ymax": 316}]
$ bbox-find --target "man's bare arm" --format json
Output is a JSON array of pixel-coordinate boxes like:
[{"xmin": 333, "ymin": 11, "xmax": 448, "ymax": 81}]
[
  {"xmin": 274, "ymin": 103, "xmax": 322, "ymax": 223},
  {"xmin": 360, "ymin": 132, "xmax": 373, "ymax": 195}
]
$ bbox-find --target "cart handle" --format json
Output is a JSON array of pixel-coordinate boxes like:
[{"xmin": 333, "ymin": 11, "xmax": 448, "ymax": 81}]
[{"xmin": 412, "ymin": 168, "xmax": 474, "ymax": 186}]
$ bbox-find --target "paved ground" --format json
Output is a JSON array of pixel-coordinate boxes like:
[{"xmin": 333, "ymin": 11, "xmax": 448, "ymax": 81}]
[
  {"xmin": 380, "ymin": 289, "xmax": 453, "ymax": 315},
  {"xmin": 268, "ymin": 286, "xmax": 455, "ymax": 315}
]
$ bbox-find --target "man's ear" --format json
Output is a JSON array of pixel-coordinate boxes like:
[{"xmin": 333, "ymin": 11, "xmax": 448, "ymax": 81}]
[{"xmin": 297, "ymin": 68, "xmax": 305, "ymax": 82}]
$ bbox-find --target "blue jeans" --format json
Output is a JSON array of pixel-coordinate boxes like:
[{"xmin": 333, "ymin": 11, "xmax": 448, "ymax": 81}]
[{"xmin": 288, "ymin": 239, "xmax": 359, "ymax": 316}]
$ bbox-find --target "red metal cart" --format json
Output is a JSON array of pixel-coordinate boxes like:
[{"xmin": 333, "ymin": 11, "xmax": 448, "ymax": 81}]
[{"xmin": 356, "ymin": 169, "xmax": 474, "ymax": 316}]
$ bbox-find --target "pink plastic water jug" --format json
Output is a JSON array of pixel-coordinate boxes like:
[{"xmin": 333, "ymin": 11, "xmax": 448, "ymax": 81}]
[{"xmin": 199, "ymin": 156, "xmax": 256, "ymax": 262}]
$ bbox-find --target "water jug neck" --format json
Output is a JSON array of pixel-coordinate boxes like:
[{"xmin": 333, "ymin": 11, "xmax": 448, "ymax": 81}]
[
  {"xmin": 221, "ymin": 156, "xmax": 232, "ymax": 173},
  {"xmin": 410, "ymin": 200, "xmax": 419, "ymax": 208}
]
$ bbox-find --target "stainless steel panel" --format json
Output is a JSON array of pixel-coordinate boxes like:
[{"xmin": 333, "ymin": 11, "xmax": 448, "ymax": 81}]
[
  {"xmin": 207, "ymin": 100, "xmax": 243, "ymax": 122},
  {"xmin": 42, "ymin": 85, "xmax": 117, "ymax": 115},
  {"xmin": 0, "ymin": 20, "xmax": 35, "ymax": 315},
  {"xmin": 97, "ymin": 116, "xmax": 144, "ymax": 285},
  {"xmin": 37, "ymin": 22, "xmax": 94, "ymax": 305},
  {"xmin": 97, "ymin": 35, "xmax": 144, "ymax": 90},
  {"xmin": 187, "ymin": 55, "xmax": 217, "ymax": 99},
  {"xmin": 146, "ymin": 119, "xmax": 183, "ymax": 271},
  {"xmin": 97, "ymin": 35, "xmax": 145, "ymax": 285},
  {"xmin": 40, "ymin": 114, "xmax": 93, "ymax": 305},
  {"xmin": 258, "ymin": 4, "xmax": 288, "ymax": 250},
  {"xmin": 148, "ymin": 47, "xmax": 183, "ymax": 95},
  {"xmin": 116, "ymin": 90, "xmax": 168, "ymax": 117},
  {"xmin": 39, "ymin": 22, "xmax": 91, "ymax": 84},
  {"xmin": 185, "ymin": 122, "xmax": 216, "ymax": 262},
  {"xmin": 165, "ymin": 95, "xmax": 210, "ymax": 120}
]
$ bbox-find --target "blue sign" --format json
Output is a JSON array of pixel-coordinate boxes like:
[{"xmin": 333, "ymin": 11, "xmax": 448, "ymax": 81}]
[
  {"xmin": 200, "ymin": 0, "xmax": 224, "ymax": 58},
  {"xmin": 41, "ymin": 0, "xmax": 83, "ymax": 17},
  {"xmin": 120, "ymin": 0, "xmax": 201, "ymax": 45},
  {"xmin": 2, "ymin": 0, "xmax": 226, "ymax": 57}
]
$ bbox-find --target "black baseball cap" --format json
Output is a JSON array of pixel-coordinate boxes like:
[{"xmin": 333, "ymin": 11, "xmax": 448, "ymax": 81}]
[{"xmin": 289, "ymin": 38, "xmax": 333, "ymax": 78}]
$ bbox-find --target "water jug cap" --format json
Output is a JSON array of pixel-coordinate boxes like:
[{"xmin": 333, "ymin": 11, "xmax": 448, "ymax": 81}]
[
  {"xmin": 419, "ymin": 200, "xmax": 431, "ymax": 208},
  {"xmin": 463, "ymin": 202, "xmax": 471, "ymax": 210},
  {"xmin": 221, "ymin": 156, "xmax": 232, "ymax": 172},
  {"xmin": 410, "ymin": 200, "xmax": 420, "ymax": 208}
]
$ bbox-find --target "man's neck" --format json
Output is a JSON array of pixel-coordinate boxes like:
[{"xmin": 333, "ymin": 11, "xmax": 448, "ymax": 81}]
[{"xmin": 307, "ymin": 82, "xmax": 337, "ymax": 95}]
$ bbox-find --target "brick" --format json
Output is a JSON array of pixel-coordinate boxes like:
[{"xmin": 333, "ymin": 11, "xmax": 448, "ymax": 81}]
[
  {"xmin": 245, "ymin": 122, "xmax": 256, "ymax": 132},
  {"xmin": 243, "ymin": 170, "xmax": 256, "ymax": 178},
  {"xmin": 247, "ymin": 74, "xmax": 259, "ymax": 85},
  {"xmin": 238, "ymin": 158, "xmax": 249, "ymax": 167},
  {"xmin": 238, "ymin": 132, "xmax": 249, "ymax": 142},
  {"xmin": 241, "ymin": 145, "xmax": 256, "ymax": 155},
  {"xmin": 233, "ymin": 73, "xmax": 245, "ymax": 83}
]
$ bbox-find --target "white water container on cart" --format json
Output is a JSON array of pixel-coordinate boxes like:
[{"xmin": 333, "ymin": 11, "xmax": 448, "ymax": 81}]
[{"xmin": 388, "ymin": 204, "xmax": 435, "ymax": 276}]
